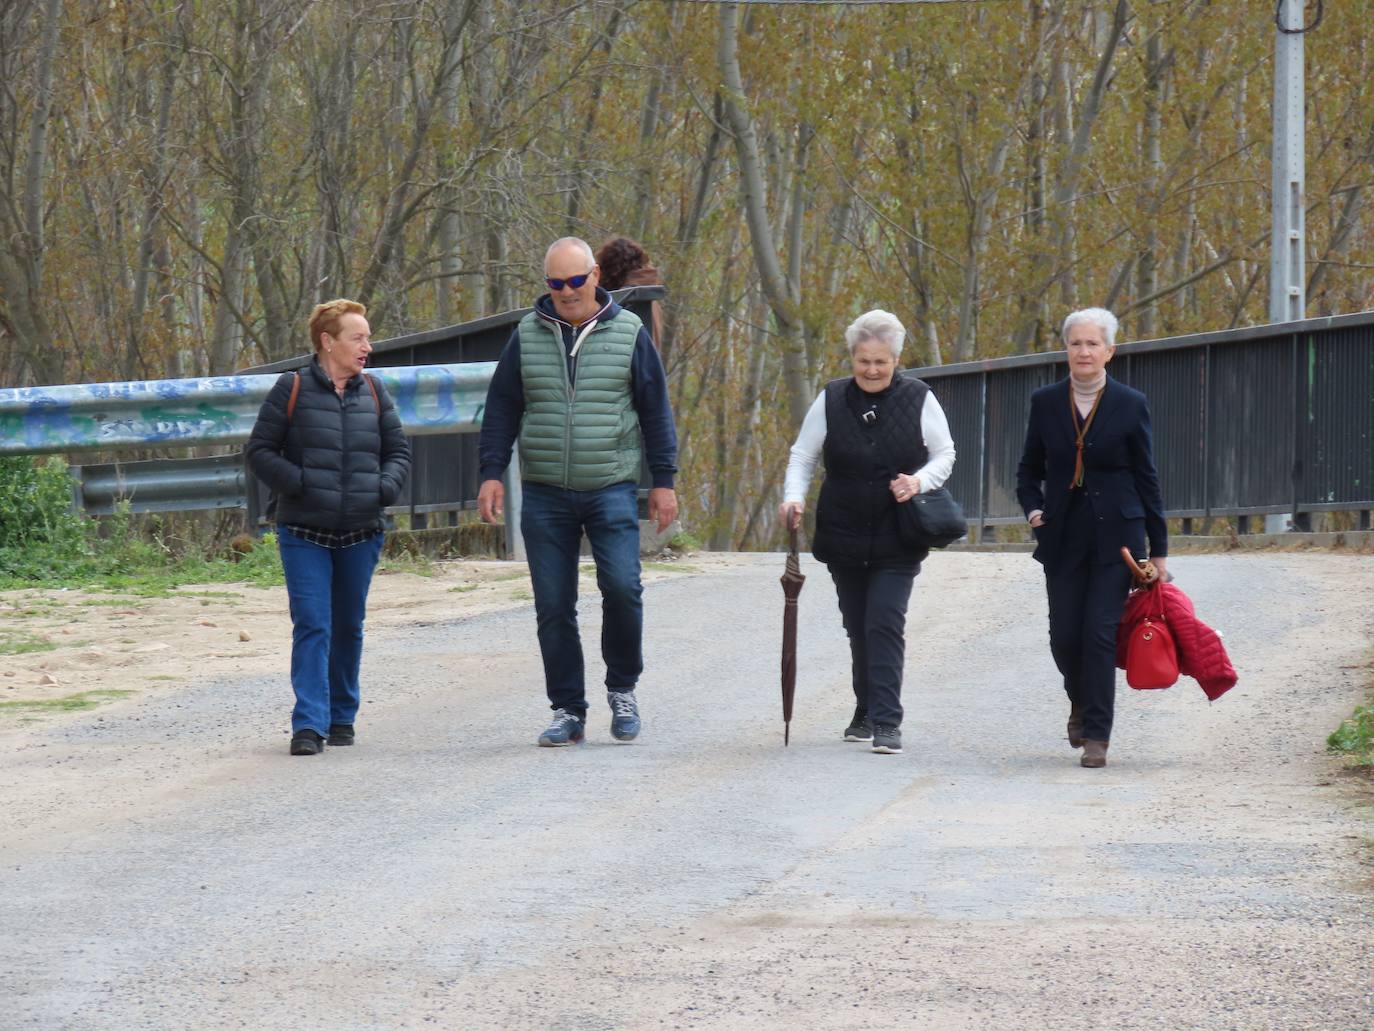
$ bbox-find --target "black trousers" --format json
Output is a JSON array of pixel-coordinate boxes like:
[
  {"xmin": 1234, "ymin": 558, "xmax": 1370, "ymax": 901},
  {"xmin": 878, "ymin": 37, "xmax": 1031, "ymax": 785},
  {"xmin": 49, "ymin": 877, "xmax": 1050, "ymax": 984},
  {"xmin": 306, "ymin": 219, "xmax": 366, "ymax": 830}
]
[
  {"xmin": 828, "ymin": 559, "xmax": 920, "ymax": 729},
  {"xmin": 1043, "ymin": 492, "xmax": 1133, "ymax": 742}
]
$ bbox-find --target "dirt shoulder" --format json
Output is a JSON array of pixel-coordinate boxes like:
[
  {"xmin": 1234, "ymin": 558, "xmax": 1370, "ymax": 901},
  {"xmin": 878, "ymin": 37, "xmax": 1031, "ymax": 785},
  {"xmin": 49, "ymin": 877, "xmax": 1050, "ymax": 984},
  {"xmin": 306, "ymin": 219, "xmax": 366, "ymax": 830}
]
[{"xmin": 0, "ymin": 552, "xmax": 750, "ymax": 715}]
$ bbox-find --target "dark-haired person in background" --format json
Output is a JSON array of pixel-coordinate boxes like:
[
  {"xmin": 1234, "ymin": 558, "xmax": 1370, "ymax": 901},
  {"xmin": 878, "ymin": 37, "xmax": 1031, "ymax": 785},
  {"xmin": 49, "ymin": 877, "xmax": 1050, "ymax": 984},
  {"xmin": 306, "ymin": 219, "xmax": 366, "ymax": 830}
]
[
  {"xmin": 595, "ymin": 236, "xmax": 664, "ymax": 348},
  {"xmin": 246, "ymin": 299, "xmax": 411, "ymax": 756}
]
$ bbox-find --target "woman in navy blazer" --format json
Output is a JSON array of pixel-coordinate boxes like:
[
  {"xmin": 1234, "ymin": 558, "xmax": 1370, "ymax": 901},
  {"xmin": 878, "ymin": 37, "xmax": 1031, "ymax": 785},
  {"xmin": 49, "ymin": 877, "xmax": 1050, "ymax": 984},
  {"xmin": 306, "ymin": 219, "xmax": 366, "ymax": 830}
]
[{"xmin": 1016, "ymin": 308, "xmax": 1168, "ymax": 768}]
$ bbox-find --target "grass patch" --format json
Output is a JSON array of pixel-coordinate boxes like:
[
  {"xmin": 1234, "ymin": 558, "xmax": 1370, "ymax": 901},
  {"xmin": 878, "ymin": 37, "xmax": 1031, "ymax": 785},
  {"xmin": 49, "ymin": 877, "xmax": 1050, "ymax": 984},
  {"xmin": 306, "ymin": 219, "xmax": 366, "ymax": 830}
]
[
  {"xmin": 448, "ymin": 584, "xmax": 480, "ymax": 593},
  {"xmin": 378, "ymin": 552, "xmax": 436, "ymax": 576},
  {"xmin": 1328, "ymin": 704, "xmax": 1374, "ymax": 766},
  {"xmin": 644, "ymin": 561, "xmax": 698, "ymax": 574},
  {"xmin": 0, "ymin": 689, "xmax": 133, "ymax": 713},
  {"xmin": 512, "ymin": 590, "xmax": 533, "ymax": 601},
  {"xmin": 0, "ymin": 632, "xmax": 56, "ymax": 656}
]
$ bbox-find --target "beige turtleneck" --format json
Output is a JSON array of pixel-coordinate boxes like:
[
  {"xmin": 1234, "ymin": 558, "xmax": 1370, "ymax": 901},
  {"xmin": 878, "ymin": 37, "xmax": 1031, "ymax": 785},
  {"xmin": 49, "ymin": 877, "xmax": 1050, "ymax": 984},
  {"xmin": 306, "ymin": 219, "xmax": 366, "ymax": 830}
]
[{"xmin": 1071, "ymin": 372, "xmax": 1107, "ymax": 417}]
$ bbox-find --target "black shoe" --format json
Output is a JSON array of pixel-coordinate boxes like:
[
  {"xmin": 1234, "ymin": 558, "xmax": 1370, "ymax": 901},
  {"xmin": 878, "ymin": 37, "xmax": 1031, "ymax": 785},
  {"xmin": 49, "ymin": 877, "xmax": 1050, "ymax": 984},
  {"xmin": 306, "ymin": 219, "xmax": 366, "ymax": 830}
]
[
  {"xmin": 871, "ymin": 725, "xmax": 902, "ymax": 754},
  {"xmin": 843, "ymin": 708, "xmax": 873, "ymax": 742},
  {"xmin": 290, "ymin": 729, "xmax": 325, "ymax": 756},
  {"xmin": 327, "ymin": 723, "xmax": 355, "ymax": 746}
]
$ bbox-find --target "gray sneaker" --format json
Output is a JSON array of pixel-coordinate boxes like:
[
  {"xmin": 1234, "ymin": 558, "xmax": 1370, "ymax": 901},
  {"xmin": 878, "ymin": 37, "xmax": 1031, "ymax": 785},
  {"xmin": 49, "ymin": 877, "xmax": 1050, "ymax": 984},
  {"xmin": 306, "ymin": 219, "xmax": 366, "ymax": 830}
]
[
  {"xmin": 843, "ymin": 708, "xmax": 873, "ymax": 742},
  {"xmin": 871, "ymin": 725, "xmax": 902, "ymax": 754},
  {"xmin": 538, "ymin": 708, "xmax": 586, "ymax": 747},
  {"xmin": 608, "ymin": 690, "xmax": 641, "ymax": 742}
]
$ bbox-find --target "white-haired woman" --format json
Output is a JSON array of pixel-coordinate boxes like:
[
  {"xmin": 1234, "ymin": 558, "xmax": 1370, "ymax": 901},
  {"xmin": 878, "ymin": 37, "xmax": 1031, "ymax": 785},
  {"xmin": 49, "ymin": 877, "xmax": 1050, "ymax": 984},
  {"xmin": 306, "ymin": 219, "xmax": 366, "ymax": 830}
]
[
  {"xmin": 1016, "ymin": 308, "xmax": 1168, "ymax": 769},
  {"xmin": 780, "ymin": 310, "xmax": 956, "ymax": 754}
]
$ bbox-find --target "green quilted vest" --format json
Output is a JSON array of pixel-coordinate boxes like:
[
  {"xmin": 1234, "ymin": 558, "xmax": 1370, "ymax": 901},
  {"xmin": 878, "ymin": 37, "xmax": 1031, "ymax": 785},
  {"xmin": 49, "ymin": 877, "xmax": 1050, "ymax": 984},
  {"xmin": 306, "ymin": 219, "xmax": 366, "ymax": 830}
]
[{"xmin": 517, "ymin": 308, "xmax": 643, "ymax": 490}]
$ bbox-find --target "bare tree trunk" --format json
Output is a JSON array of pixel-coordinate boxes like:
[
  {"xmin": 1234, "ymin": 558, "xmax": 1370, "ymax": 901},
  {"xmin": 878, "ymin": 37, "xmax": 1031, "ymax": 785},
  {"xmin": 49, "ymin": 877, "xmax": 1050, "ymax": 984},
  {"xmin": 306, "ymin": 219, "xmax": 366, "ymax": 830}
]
[
  {"xmin": 952, "ymin": 123, "xmax": 1014, "ymax": 362},
  {"xmin": 0, "ymin": 0, "xmax": 64, "ymax": 385},
  {"xmin": 716, "ymin": 2, "xmax": 808, "ymax": 431},
  {"xmin": 660, "ymin": 90, "xmax": 726, "ymax": 373},
  {"xmin": 434, "ymin": 0, "xmax": 471, "ymax": 326},
  {"xmin": 629, "ymin": 22, "xmax": 671, "ymax": 242},
  {"xmin": 1135, "ymin": 28, "xmax": 1164, "ymax": 338},
  {"xmin": 210, "ymin": 224, "xmax": 247, "ymax": 374},
  {"xmin": 1012, "ymin": 0, "xmax": 1049, "ymax": 354},
  {"xmin": 1308, "ymin": 111, "xmax": 1374, "ymax": 313},
  {"xmin": 358, "ymin": 1, "xmax": 477, "ymax": 319},
  {"xmin": 565, "ymin": 6, "xmax": 624, "ymax": 231},
  {"xmin": 125, "ymin": 13, "xmax": 183, "ymax": 380},
  {"xmin": 1012, "ymin": 0, "xmax": 1127, "ymax": 350}
]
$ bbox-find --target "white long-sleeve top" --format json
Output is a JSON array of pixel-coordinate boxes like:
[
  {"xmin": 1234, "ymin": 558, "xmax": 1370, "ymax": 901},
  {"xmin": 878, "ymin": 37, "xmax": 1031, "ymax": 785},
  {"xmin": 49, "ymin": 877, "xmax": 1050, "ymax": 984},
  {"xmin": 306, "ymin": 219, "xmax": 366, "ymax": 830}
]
[{"xmin": 783, "ymin": 386, "xmax": 957, "ymax": 504}]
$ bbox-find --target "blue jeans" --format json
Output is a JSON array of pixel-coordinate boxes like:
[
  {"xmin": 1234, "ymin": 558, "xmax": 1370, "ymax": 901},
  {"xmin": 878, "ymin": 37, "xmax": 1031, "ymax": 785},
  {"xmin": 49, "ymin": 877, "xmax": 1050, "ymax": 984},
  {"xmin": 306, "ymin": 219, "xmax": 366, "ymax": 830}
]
[
  {"xmin": 277, "ymin": 528, "xmax": 384, "ymax": 735},
  {"xmin": 520, "ymin": 481, "xmax": 643, "ymax": 715}
]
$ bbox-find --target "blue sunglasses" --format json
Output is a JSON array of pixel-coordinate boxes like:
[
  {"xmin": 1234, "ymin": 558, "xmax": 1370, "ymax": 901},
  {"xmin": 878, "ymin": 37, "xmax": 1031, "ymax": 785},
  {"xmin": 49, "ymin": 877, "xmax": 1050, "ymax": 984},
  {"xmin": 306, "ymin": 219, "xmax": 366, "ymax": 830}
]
[{"xmin": 546, "ymin": 268, "xmax": 596, "ymax": 291}]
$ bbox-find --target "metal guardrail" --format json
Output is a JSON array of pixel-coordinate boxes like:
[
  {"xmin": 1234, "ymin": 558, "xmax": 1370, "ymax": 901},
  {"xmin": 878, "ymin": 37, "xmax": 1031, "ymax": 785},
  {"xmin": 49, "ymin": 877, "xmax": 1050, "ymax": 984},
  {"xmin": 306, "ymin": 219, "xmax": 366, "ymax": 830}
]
[
  {"xmin": 71, "ymin": 454, "xmax": 247, "ymax": 516},
  {"xmin": 0, "ymin": 363, "xmax": 494, "ymax": 456},
  {"xmin": 906, "ymin": 310, "xmax": 1374, "ymax": 533}
]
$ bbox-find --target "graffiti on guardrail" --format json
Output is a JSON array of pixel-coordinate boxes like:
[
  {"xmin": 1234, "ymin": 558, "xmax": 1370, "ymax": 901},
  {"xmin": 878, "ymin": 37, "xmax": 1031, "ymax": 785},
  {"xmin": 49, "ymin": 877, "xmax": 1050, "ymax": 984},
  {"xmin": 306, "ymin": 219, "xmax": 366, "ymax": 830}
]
[{"xmin": 0, "ymin": 364, "xmax": 495, "ymax": 456}]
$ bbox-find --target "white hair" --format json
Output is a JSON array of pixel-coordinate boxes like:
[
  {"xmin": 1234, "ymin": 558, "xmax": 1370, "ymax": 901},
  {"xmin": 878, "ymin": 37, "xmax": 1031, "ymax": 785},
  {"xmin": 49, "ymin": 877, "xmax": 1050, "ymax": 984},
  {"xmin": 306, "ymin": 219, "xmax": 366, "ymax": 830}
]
[
  {"xmin": 1061, "ymin": 307, "xmax": 1119, "ymax": 348},
  {"xmin": 844, "ymin": 309, "xmax": 906, "ymax": 359},
  {"xmin": 544, "ymin": 237, "xmax": 596, "ymax": 269}
]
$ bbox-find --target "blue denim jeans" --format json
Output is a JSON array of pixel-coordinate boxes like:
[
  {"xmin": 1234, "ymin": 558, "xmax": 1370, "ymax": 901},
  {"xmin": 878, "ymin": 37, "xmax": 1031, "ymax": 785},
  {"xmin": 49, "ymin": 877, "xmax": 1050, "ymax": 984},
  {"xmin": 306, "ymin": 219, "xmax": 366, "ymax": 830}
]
[
  {"xmin": 277, "ymin": 528, "xmax": 384, "ymax": 735},
  {"xmin": 520, "ymin": 480, "xmax": 643, "ymax": 715}
]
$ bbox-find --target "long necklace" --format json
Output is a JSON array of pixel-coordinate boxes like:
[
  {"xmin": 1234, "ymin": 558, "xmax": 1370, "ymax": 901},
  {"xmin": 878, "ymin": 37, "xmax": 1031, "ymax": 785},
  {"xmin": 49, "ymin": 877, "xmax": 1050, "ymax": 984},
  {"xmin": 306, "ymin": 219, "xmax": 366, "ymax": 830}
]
[{"xmin": 1069, "ymin": 386, "xmax": 1104, "ymax": 490}]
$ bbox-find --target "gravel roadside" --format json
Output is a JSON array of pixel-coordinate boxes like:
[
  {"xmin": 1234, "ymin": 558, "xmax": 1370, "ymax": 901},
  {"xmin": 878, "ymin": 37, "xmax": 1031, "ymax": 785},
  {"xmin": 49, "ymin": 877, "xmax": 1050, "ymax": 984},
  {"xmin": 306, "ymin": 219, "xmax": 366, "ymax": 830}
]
[{"xmin": 0, "ymin": 552, "xmax": 1370, "ymax": 1029}]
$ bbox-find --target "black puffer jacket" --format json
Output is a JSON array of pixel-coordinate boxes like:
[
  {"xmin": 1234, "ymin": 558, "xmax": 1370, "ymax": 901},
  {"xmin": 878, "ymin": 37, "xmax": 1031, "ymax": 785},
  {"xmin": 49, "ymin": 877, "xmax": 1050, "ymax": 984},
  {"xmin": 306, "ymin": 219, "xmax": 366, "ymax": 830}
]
[
  {"xmin": 246, "ymin": 358, "xmax": 411, "ymax": 531},
  {"xmin": 812, "ymin": 376, "xmax": 930, "ymax": 567}
]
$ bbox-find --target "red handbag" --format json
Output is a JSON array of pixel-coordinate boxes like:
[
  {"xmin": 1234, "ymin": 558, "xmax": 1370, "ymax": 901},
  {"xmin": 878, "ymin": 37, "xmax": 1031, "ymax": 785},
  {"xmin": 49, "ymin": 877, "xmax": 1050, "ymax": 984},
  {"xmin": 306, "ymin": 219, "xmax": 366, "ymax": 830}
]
[
  {"xmin": 1118, "ymin": 548, "xmax": 1180, "ymax": 690},
  {"xmin": 1125, "ymin": 598, "xmax": 1180, "ymax": 690}
]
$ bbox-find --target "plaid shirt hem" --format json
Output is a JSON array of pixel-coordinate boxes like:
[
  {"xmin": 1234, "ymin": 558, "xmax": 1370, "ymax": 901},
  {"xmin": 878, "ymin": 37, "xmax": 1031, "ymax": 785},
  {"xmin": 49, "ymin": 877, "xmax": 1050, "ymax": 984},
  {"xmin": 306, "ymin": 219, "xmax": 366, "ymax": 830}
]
[{"xmin": 281, "ymin": 524, "xmax": 382, "ymax": 549}]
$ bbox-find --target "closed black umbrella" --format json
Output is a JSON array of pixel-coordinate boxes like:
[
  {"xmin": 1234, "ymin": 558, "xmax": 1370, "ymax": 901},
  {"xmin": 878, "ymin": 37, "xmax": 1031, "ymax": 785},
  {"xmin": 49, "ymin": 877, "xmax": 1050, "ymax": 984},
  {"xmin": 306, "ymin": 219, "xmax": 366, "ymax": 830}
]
[{"xmin": 779, "ymin": 523, "xmax": 806, "ymax": 745}]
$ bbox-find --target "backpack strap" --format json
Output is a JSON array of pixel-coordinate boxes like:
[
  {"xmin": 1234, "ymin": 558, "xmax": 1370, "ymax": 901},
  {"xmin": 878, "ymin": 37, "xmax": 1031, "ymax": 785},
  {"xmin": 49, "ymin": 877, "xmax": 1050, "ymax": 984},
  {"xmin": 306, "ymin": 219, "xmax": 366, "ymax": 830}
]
[
  {"xmin": 285, "ymin": 371, "xmax": 301, "ymax": 421},
  {"xmin": 286, "ymin": 369, "xmax": 381, "ymax": 423}
]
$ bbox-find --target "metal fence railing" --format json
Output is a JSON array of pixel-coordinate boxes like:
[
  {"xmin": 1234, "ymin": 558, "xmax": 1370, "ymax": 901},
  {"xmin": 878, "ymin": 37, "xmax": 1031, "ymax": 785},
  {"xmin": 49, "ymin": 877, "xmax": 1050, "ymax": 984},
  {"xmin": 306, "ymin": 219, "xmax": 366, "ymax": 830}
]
[{"xmin": 906, "ymin": 310, "xmax": 1374, "ymax": 535}]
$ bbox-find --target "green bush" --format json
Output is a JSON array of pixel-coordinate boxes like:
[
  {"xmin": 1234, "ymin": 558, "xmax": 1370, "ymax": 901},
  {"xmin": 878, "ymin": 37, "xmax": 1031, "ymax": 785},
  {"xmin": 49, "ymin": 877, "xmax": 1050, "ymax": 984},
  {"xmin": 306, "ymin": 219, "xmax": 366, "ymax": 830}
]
[
  {"xmin": 0, "ymin": 455, "xmax": 284, "ymax": 590},
  {"xmin": 1327, "ymin": 704, "xmax": 1374, "ymax": 764},
  {"xmin": 0, "ymin": 455, "xmax": 92, "ymax": 579}
]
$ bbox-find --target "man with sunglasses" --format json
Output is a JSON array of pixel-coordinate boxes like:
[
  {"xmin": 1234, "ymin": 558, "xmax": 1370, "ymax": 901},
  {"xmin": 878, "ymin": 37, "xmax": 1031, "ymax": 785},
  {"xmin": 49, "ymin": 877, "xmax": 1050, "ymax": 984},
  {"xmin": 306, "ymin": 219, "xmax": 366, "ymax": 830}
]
[{"xmin": 478, "ymin": 237, "xmax": 679, "ymax": 747}]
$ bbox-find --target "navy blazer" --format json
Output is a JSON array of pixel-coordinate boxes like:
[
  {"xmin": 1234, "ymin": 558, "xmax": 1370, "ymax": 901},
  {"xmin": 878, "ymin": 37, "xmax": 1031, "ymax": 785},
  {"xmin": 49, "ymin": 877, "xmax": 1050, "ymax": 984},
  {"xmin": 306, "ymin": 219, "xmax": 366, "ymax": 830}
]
[{"xmin": 1016, "ymin": 377, "xmax": 1168, "ymax": 569}]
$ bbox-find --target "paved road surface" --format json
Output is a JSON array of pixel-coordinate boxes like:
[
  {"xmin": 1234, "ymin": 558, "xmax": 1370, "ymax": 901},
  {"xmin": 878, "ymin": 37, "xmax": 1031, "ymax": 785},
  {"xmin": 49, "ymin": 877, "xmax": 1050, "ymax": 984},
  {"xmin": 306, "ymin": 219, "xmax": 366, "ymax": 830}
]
[{"xmin": 2, "ymin": 552, "xmax": 1372, "ymax": 1029}]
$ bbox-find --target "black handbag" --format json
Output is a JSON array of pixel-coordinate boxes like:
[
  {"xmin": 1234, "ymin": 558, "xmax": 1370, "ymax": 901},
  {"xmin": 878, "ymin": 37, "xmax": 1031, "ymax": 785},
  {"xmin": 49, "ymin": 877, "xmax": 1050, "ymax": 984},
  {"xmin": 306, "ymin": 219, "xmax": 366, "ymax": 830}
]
[
  {"xmin": 896, "ymin": 487, "xmax": 967, "ymax": 549},
  {"xmin": 859, "ymin": 403, "xmax": 967, "ymax": 550}
]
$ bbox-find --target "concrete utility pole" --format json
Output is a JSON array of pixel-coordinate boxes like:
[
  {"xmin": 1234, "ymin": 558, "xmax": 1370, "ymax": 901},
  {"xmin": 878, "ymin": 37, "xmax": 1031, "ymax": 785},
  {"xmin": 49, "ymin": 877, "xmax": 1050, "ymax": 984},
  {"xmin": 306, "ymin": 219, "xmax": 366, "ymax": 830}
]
[
  {"xmin": 1270, "ymin": 0, "xmax": 1305, "ymax": 325},
  {"xmin": 1268, "ymin": 0, "xmax": 1307, "ymax": 534}
]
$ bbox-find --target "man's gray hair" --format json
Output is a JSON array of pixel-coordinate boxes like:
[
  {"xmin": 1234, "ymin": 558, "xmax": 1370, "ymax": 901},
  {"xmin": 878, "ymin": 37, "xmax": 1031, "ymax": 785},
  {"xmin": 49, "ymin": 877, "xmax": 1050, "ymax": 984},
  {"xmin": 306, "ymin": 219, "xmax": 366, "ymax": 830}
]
[
  {"xmin": 844, "ymin": 309, "xmax": 906, "ymax": 359},
  {"xmin": 545, "ymin": 237, "xmax": 596, "ymax": 269},
  {"xmin": 1062, "ymin": 307, "xmax": 1119, "ymax": 348}
]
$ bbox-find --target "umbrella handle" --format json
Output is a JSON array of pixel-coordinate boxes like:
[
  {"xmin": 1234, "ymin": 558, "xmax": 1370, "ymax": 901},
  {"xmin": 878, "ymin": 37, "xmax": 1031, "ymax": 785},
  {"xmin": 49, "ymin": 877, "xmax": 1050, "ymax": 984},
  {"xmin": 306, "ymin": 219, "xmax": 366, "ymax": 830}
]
[
  {"xmin": 789, "ymin": 523, "xmax": 802, "ymax": 559},
  {"xmin": 1119, "ymin": 546, "xmax": 1159, "ymax": 586}
]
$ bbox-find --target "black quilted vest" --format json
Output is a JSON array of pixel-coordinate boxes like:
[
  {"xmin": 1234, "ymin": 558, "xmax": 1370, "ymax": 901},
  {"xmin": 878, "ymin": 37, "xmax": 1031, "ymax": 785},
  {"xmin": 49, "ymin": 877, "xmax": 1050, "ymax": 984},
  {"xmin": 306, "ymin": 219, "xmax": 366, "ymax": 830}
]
[{"xmin": 812, "ymin": 375, "xmax": 930, "ymax": 566}]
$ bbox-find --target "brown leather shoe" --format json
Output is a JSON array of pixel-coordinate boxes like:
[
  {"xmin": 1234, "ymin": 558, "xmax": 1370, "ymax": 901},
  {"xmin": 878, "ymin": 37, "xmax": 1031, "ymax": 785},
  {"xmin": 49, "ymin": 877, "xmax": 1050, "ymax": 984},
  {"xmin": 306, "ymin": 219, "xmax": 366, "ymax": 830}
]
[
  {"xmin": 1067, "ymin": 704, "xmax": 1085, "ymax": 749},
  {"xmin": 1081, "ymin": 740, "xmax": 1108, "ymax": 768}
]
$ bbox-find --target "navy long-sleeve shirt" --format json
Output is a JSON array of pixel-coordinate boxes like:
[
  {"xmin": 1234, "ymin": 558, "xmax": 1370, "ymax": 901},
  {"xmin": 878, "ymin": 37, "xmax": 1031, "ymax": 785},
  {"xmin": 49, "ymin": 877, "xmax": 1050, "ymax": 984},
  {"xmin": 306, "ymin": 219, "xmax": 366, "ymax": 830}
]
[{"xmin": 478, "ymin": 290, "xmax": 678, "ymax": 489}]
